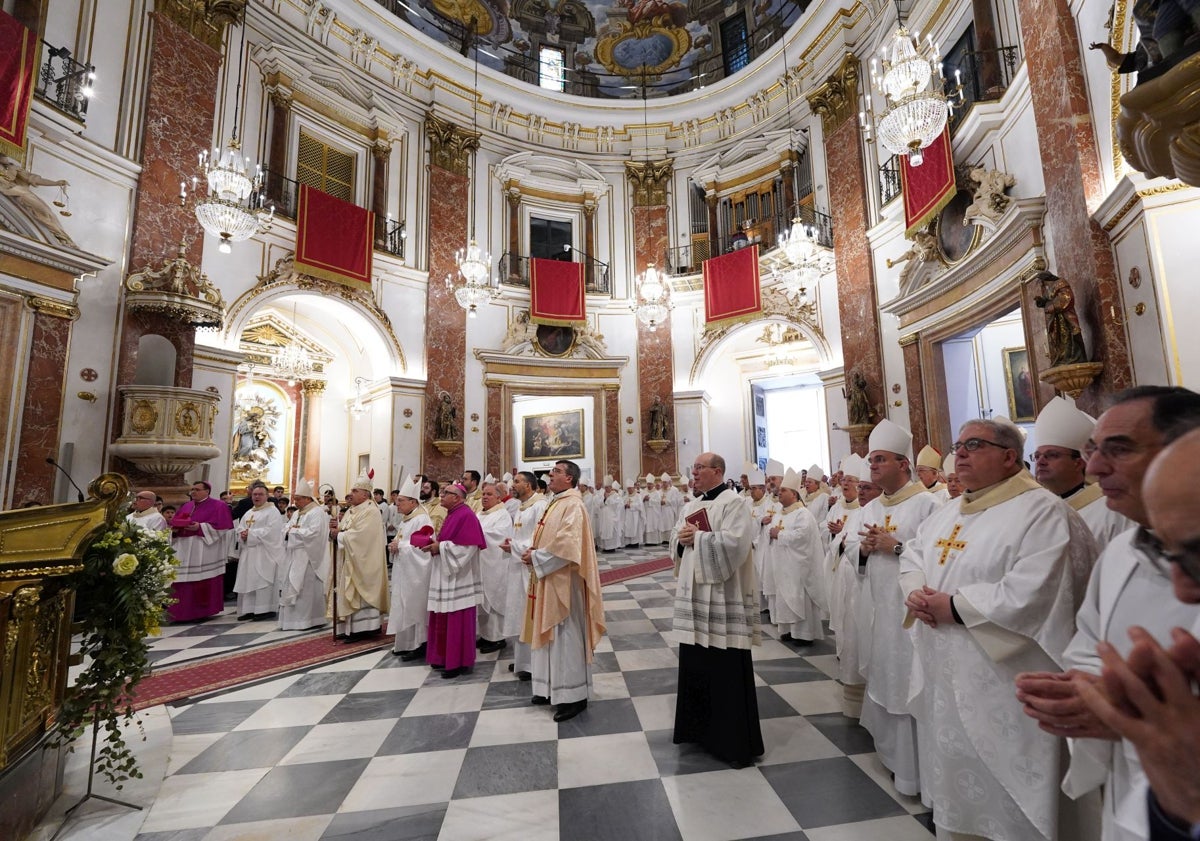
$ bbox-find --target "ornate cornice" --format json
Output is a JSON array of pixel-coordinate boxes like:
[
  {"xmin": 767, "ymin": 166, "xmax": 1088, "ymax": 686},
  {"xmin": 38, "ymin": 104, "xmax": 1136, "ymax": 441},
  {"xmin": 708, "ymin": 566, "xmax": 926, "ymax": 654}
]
[
  {"xmin": 806, "ymin": 53, "xmax": 861, "ymax": 134},
  {"xmin": 28, "ymin": 296, "xmax": 79, "ymax": 320},
  {"xmin": 156, "ymin": 0, "xmax": 243, "ymax": 51},
  {"xmin": 625, "ymin": 160, "xmax": 674, "ymax": 207},
  {"xmin": 426, "ymin": 113, "xmax": 480, "ymax": 177}
]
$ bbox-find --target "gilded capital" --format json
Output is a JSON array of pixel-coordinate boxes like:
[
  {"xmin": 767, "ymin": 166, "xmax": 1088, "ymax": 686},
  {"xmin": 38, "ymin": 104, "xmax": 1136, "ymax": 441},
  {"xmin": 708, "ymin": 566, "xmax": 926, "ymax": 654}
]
[
  {"xmin": 806, "ymin": 53, "xmax": 862, "ymax": 134},
  {"xmin": 268, "ymin": 88, "xmax": 293, "ymax": 111},
  {"xmin": 426, "ymin": 113, "xmax": 480, "ymax": 177},
  {"xmin": 626, "ymin": 160, "xmax": 673, "ymax": 207},
  {"xmin": 301, "ymin": 379, "xmax": 327, "ymax": 395},
  {"xmin": 156, "ymin": 0, "xmax": 243, "ymax": 50},
  {"xmin": 28, "ymin": 296, "xmax": 79, "ymax": 320}
]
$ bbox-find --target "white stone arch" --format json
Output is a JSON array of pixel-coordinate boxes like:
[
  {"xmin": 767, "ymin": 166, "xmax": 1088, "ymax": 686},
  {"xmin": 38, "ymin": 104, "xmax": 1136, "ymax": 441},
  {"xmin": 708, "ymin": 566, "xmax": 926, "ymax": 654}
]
[{"xmin": 689, "ymin": 314, "xmax": 833, "ymax": 386}]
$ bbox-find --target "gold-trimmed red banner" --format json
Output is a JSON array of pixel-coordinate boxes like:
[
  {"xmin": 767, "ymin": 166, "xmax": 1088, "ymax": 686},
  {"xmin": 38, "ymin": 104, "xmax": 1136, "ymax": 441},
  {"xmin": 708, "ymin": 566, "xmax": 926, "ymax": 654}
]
[
  {"xmin": 703, "ymin": 245, "xmax": 762, "ymax": 327},
  {"xmin": 530, "ymin": 257, "xmax": 585, "ymax": 326},
  {"xmin": 0, "ymin": 11, "xmax": 38, "ymax": 161},
  {"xmin": 901, "ymin": 126, "xmax": 956, "ymax": 238},
  {"xmin": 294, "ymin": 184, "xmax": 374, "ymax": 288}
]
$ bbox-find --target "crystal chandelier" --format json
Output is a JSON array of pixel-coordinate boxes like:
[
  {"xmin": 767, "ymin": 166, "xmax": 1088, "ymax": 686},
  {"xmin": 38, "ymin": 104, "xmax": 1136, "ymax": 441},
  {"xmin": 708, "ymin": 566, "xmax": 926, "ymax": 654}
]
[
  {"xmin": 446, "ymin": 32, "xmax": 496, "ymax": 317},
  {"xmin": 631, "ymin": 263, "xmax": 673, "ymax": 332},
  {"xmin": 859, "ymin": 8, "xmax": 962, "ymax": 166},
  {"xmin": 778, "ymin": 217, "xmax": 818, "ymax": 266},
  {"xmin": 271, "ymin": 303, "xmax": 314, "ymax": 385},
  {"xmin": 181, "ymin": 8, "xmax": 273, "ymax": 252},
  {"xmin": 348, "ymin": 377, "xmax": 369, "ymax": 420}
]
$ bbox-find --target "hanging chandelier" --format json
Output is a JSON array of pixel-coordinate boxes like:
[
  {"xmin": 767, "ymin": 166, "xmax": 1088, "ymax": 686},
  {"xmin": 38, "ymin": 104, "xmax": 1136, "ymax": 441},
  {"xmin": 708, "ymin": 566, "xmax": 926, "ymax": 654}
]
[
  {"xmin": 859, "ymin": 4, "xmax": 962, "ymax": 166},
  {"xmin": 348, "ymin": 377, "xmax": 369, "ymax": 420},
  {"xmin": 271, "ymin": 302, "xmax": 314, "ymax": 385},
  {"xmin": 631, "ymin": 263, "xmax": 674, "ymax": 332},
  {"xmin": 446, "ymin": 29, "xmax": 496, "ymax": 318},
  {"xmin": 181, "ymin": 7, "xmax": 273, "ymax": 252}
]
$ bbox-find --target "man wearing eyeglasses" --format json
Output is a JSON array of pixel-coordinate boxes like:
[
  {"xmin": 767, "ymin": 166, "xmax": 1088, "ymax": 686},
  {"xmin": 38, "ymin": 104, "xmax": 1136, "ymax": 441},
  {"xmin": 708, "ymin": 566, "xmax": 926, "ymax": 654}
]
[
  {"xmin": 902, "ymin": 416, "xmax": 1097, "ymax": 840},
  {"xmin": 1031, "ymin": 396, "xmax": 1130, "ymax": 549},
  {"xmin": 844, "ymin": 418, "xmax": 938, "ymax": 799},
  {"xmin": 1017, "ymin": 386, "xmax": 1200, "ymax": 841},
  {"xmin": 671, "ymin": 452, "xmax": 763, "ymax": 766}
]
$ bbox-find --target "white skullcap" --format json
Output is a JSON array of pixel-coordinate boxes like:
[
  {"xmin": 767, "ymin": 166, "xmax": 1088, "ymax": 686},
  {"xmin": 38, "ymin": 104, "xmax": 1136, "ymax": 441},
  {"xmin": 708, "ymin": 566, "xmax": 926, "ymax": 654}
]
[
  {"xmin": 765, "ymin": 458, "xmax": 785, "ymax": 477},
  {"xmin": 294, "ymin": 478, "xmax": 316, "ymax": 498},
  {"xmin": 868, "ymin": 418, "xmax": 914, "ymax": 461},
  {"xmin": 1033, "ymin": 396, "xmax": 1094, "ymax": 454},
  {"xmin": 747, "ymin": 466, "xmax": 766, "ymax": 485},
  {"xmin": 397, "ymin": 474, "xmax": 421, "ymax": 500},
  {"xmin": 781, "ymin": 467, "xmax": 804, "ymax": 494},
  {"xmin": 916, "ymin": 445, "xmax": 942, "ymax": 470}
]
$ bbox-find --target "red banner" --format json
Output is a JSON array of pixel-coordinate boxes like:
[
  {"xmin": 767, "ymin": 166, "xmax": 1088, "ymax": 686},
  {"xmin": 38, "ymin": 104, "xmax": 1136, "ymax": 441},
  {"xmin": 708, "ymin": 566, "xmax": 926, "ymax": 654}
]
[
  {"xmin": 0, "ymin": 11, "xmax": 38, "ymax": 160},
  {"xmin": 294, "ymin": 184, "xmax": 374, "ymax": 288},
  {"xmin": 901, "ymin": 126, "xmax": 956, "ymax": 237},
  {"xmin": 530, "ymin": 257, "xmax": 585, "ymax": 326},
  {"xmin": 703, "ymin": 244, "xmax": 761, "ymax": 326}
]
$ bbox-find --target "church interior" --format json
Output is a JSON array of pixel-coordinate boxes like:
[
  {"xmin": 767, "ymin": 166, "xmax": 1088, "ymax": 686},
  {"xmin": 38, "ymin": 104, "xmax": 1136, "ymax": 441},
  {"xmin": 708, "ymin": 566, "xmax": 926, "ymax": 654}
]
[{"xmin": 2, "ymin": 0, "xmax": 1199, "ymax": 833}]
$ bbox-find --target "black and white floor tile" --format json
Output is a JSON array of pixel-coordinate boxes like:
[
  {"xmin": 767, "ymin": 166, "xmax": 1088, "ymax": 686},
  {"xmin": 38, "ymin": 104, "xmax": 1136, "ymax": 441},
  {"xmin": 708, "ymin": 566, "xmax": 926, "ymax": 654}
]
[{"xmin": 44, "ymin": 545, "xmax": 934, "ymax": 841}]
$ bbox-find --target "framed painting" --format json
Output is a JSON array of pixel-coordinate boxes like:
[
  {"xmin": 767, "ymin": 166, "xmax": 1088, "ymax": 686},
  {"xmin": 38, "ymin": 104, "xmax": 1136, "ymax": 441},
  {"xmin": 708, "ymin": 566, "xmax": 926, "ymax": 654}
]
[
  {"xmin": 1002, "ymin": 346, "xmax": 1036, "ymax": 422},
  {"xmin": 522, "ymin": 409, "xmax": 585, "ymax": 461}
]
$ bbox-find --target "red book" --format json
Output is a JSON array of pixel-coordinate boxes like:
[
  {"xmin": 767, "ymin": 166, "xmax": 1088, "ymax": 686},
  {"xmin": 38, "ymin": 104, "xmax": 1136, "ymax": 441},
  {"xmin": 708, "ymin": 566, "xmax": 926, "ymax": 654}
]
[{"xmin": 685, "ymin": 508, "xmax": 712, "ymax": 532}]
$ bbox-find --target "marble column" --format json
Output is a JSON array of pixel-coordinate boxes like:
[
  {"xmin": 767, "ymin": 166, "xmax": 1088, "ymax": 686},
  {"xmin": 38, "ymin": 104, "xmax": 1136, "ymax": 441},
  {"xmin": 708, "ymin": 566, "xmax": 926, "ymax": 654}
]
[
  {"xmin": 603, "ymin": 386, "xmax": 621, "ymax": 483},
  {"xmin": 506, "ymin": 187, "xmax": 521, "ymax": 277},
  {"xmin": 807, "ymin": 56, "xmax": 885, "ymax": 454},
  {"xmin": 705, "ymin": 193, "xmax": 719, "ymax": 256},
  {"xmin": 300, "ymin": 379, "xmax": 325, "ymax": 485},
  {"xmin": 900, "ymin": 338, "xmax": 930, "ymax": 451},
  {"xmin": 485, "ymin": 380, "xmax": 503, "ymax": 477},
  {"xmin": 583, "ymin": 198, "xmax": 597, "ymax": 290},
  {"xmin": 626, "ymin": 160, "xmax": 676, "ymax": 478},
  {"xmin": 265, "ymin": 88, "xmax": 292, "ymax": 209},
  {"xmin": 423, "ymin": 113, "xmax": 478, "ymax": 476},
  {"xmin": 1017, "ymin": 0, "xmax": 1132, "ymax": 409},
  {"xmin": 972, "ymin": 0, "xmax": 1004, "ymax": 95},
  {"xmin": 13, "ymin": 299, "xmax": 77, "ymax": 506},
  {"xmin": 371, "ymin": 141, "xmax": 391, "ymax": 248}
]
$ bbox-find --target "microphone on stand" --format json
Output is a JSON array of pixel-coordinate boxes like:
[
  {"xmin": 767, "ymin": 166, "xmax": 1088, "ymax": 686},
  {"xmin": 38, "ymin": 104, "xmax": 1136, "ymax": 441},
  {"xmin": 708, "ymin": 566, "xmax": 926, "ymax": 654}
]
[{"xmin": 45, "ymin": 456, "xmax": 86, "ymax": 503}]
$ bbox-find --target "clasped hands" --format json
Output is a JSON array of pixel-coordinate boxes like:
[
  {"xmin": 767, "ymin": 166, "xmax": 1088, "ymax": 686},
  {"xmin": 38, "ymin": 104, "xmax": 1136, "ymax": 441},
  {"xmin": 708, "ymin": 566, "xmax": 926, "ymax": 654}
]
[
  {"xmin": 677, "ymin": 523, "xmax": 697, "ymax": 547},
  {"xmin": 857, "ymin": 524, "xmax": 899, "ymax": 555},
  {"xmin": 904, "ymin": 586, "xmax": 955, "ymax": 627}
]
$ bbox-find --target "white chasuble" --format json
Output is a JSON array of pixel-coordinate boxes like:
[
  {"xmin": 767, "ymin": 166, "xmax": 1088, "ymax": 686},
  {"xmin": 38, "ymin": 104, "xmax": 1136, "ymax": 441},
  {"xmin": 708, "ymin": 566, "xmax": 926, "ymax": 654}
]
[
  {"xmin": 280, "ymin": 502, "xmax": 330, "ymax": 630},
  {"xmin": 234, "ymin": 504, "xmax": 285, "ymax": 613},
  {"xmin": 900, "ymin": 473, "xmax": 1097, "ymax": 841},
  {"xmin": 388, "ymin": 510, "xmax": 433, "ymax": 643},
  {"xmin": 764, "ymin": 502, "xmax": 826, "ymax": 633}
]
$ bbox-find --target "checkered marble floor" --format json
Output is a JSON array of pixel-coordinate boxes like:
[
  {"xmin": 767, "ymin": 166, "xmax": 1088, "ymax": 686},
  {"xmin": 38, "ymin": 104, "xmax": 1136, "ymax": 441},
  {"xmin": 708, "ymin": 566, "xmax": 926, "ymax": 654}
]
[{"xmin": 84, "ymin": 545, "xmax": 936, "ymax": 841}]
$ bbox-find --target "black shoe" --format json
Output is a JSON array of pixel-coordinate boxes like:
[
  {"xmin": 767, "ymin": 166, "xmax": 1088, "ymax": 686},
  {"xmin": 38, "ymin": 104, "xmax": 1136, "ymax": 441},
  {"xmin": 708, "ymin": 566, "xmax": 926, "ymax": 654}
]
[
  {"xmin": 780, "ymin": 632, "xmax": 793, "ymax": 641},
  {"xmin": 346, "ymin": 629, "xmax": 382, "ymax": 642},
  {"xmin": 508, "ymin": 663, "xmax": 515, "ymax": 672},
  {"xmin": 553, "ymin": 700, "xmax": 588, "ymax": 722},
  {"xmin": 254, "ymin": 612, "xmax": 278, "ymax": 621},
  {"xmin": 791, "ymin": 638, "xmax": 815, "ymax": 647},
  {"xmin": 399, "ymin": 643, "xmax": 426, "ymax": 662},
  {"xmin": 237, "ymin": 613, "xmax": 254, "ymax": 621},
  {"xmin": 441, "ymin": 667, "xmax": 468, "ymax": 679},
  {"xmin": 516, "ymin": 671, "xmax": 532, "ymax": 681},
  {"xmin": 478, "ymin": 639, "xmax": 506, "ymax": 654},
  {"xmin": 531, "ymin": 695, "xmax": 551, "ymax": 705}
]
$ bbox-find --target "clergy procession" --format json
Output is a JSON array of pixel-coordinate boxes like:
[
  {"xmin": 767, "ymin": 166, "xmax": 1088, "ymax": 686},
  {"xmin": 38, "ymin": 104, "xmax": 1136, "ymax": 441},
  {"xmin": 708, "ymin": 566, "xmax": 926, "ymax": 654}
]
[{"xmin": 120, "ymin": 384, "xmax": 1200, "ymax": 840}]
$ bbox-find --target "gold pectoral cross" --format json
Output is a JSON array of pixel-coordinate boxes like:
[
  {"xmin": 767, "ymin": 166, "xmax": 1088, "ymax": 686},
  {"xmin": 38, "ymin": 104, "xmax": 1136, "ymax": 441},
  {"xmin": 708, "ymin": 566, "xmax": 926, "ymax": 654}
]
[
  {"xmin": 935, "ymin": 524, "xmax": 967, "ymax": 566},
  {"xmin": 883, "ymin": 515, "xmax": 897, "ymax": 533}
]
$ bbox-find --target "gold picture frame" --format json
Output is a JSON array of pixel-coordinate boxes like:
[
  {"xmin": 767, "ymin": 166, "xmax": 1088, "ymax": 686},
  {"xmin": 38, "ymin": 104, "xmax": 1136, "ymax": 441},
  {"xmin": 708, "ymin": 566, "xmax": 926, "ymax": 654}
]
[
  {"xmin": 522, "ymin": 409, "xmax": 585, "ymax": 461},
  {"xmin": 1002, "ymin": 346, "xmax": 1036, "ymax": 422}
]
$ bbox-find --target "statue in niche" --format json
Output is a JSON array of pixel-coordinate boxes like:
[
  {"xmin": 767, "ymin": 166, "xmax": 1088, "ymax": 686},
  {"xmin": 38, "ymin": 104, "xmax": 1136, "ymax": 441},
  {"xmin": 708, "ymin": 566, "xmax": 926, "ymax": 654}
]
[
  {"xmin": 1089, "ymin": 0, "xmax": 1200, "ymax": 83},
  {"xmin": 435, "ymin": 390, "xmax": 460, "ymax": 440},
  {"xmin": 1033, "ymin": 272, "xmax": 1090, "ymax": 367},
  {"xmin": 647, "ymin": 395, "xmax": 670, "ymax": 441},
  {"xmin": 0, "ymin": 155, "xmax": 74, "ymax": 246},
  {"xmin": 844, "ymin": 371, "xmax": 875, "ymax": 426}
]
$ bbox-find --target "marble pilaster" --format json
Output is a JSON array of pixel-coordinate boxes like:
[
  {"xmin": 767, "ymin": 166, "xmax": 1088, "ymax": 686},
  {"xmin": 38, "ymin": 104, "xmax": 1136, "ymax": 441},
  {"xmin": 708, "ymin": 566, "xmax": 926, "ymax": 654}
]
[
  {"xmin": 13, "ymin": 305, "xmax": 74, "ymax": 505},
  {"xmin": 1017, "ymin": 0, "xmax": 1132, "ymax": 408},
  {"xmin": 301, "ymin": 380, "xmax": 325, "ymax": 486},
  {"xmin": 604, "ymin": 386, "xmax": 621, "ymax": 483},
  {"xmin": 808, "ymin": 57, "xmax": 884, "ymax": 454},
  {"xmin": 485, "ymin": 381, "xmax": 503, "ymax": 477},
  {"xmin": 423, "ymin": 115, "xmax": 476, "ymax": 476},
  {"xmin": 372, "ymin": 142, "xmax": 391, "ymax": 247},
  {"xmin": 901, "ymin": 339, "xmax": 930, "ymax": 452}
]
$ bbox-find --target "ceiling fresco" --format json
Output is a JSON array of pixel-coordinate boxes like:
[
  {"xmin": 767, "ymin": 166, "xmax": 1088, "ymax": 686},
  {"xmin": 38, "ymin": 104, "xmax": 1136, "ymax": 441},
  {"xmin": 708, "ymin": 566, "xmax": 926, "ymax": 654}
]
[{"xmin": 386, "ymin": 0, "xmax": 807, "ymax": 98}]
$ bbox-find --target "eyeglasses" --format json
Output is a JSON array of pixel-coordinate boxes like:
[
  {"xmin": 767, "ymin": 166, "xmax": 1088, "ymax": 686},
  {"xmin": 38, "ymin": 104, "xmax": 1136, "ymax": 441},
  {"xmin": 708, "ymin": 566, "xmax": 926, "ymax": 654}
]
[
  {"xmin": 1083, "ymin": 438, "xmax": 1147, "ymax": 462},
  {"xmin": 950, "ymin": 438, "xmax": 1009, "ymax": 454},
  {"xmin": 691, "ymin": 464, "xmax": 713, "ymax": 472},
  {"xmin": 1138, "ymin": 527, "xmax": 1200, "ymax": 585}
]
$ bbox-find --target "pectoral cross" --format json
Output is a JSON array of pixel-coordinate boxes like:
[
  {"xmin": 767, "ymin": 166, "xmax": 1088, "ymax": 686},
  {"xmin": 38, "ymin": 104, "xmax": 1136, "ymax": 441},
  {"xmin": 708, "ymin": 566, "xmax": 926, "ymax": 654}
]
[
  {"xmin": 883, "ymin": 515, "xmax": 897, "ymax": 533},
  {"xmin": 935, "ymin": 524, "xmax": 967, "ymax": 565}
]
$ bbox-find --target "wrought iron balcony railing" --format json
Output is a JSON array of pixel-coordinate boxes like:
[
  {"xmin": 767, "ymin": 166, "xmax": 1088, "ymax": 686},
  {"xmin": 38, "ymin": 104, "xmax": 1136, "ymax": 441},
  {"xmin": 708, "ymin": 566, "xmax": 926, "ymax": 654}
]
[
  {"xmin": 879, "ymin": 155, "xmax": 902, "ymax": 207},
  {"xmin": 499, "ymin": 252, "xmax": 611, "ymax": 295},
  {"xmin": 946, "ymin": 45, "xmax": 1022, "ymax": 133},
  {"xmin": 34, "ymin": 42, "xmax": 95, "ymax": 123}
]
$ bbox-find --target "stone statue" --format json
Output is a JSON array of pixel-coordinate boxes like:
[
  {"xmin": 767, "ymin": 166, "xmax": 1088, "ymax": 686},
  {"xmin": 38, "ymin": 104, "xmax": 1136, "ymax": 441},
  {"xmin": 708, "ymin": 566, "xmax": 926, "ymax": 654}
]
[
  {"xmin": 1033, "ymin": 272, "xmax": 1089, "ymax": 367},
  {"xmin": 1089, "ymin": 0, "xmax": 1200, "ymax": 80},
  {"xmin": 435, "ymin": 391, "xmax": 459, "ymax": 440},
  {"xmin": 0, "ymin": 155, "xmax": 74, "ymax": 246},
  {"xmin": 844, "ymin": 371, "xmax": 874, "ymax": 426},
  {"xmin": 887, "ymin": 230, "xmax": 938, "ymax": 290},
  {"xmin": 964, "ymin": 167, "xmax": 1015, "ymax": 226},
  {"xmin": 648, "ymin": 395, "xmax": 669, "ymax": 441}
]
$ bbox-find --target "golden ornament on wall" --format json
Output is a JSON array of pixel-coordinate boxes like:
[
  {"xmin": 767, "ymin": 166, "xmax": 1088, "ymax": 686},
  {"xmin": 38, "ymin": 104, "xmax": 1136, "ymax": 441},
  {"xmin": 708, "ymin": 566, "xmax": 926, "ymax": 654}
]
[
  {"xmin": 176, "ymin": 402, "xmax": 202, "ymax": 437},
  {"xmin": 403, "ymin": 408, "xmax": 413, "ymax": 418},
  {"xmin": 130, "ymin": 400, "xmax": 159, "ymax": 434}
]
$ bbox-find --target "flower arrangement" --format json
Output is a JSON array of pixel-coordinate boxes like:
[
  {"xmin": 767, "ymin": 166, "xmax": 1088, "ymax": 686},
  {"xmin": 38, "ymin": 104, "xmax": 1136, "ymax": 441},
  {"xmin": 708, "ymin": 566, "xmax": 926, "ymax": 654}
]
[{"xmin": 52, "ymin": 519, "xmax": 178, "ymax": 787}]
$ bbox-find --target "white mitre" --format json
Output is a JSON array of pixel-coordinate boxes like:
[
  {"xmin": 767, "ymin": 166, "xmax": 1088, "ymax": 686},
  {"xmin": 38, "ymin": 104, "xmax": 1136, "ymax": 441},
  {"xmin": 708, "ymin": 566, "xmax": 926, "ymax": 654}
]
[
  {"xmin": 916, "ymin": 445, "xmax": 942, "ymax": 470},
  {"xmin": 781, "ymin": 467, "xmax": 804, "ymax": 494},
  {"xmin": 660, "ymin": 472, "xmax": 671, "ymax": 483},
  {"xmin": 645, "ymin": 472, "xmax": 655, "ymax": 484},
  {"xmin": 765, "ymin": 458, "xmax": 785, "ymax": 478},
  {"xmin": 942, "ymin": 453, "xmax": 957, "ymax": 476},
  {"xmin": 868, "ymin": 418, "xmax": 914, "ymax": 461},
  {"xmin": 294, "ymin": 478, "xmax": 317, "ymax": 499},
  {"xmin": 747, "ymin": 466, "xmax": 766, "ymax": 486},
  {"xmin": 807, "ymin": 464, "xmax": 825, "ymax": 481},
  {"xmin": 397, "ymin": 474, "xmax": 422, "ymax": 500},
  {"xmin": 1033, "ymin": 396, "xmax": 1094, "ymax": 453},
  {"xmin": 841, "ymin": 455, "xmax": 866, "ymax": 480},
  {"xmin": 352, "ymin": 468, "xmax": 373, "ymax": 491}
]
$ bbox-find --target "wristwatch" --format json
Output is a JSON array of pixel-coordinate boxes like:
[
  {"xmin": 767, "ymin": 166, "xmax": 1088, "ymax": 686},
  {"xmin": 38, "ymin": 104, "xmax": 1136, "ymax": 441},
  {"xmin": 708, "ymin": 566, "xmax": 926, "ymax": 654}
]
[{"xmin": 892, "ymin": 542, "xmax": 904, "ymax": 556}]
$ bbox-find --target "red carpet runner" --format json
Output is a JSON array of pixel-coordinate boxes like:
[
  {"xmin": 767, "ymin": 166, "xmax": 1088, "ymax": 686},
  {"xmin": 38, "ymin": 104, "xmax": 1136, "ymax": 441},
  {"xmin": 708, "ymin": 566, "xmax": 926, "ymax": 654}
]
[{"xmin": 130, "ymin": 556, "xmax": 673, "ymax": 710}]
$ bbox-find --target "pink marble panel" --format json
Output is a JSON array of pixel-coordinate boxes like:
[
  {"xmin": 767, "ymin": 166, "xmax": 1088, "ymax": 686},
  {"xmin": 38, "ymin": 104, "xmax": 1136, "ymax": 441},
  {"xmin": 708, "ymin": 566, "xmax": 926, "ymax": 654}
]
[
  {"xmin": 13, "ymin": 312, "xmax": 70, "ymax": 505},
  {"xmin": 632, "ymin": 205, "xmax": 676, "ymax": 476},
  {"xmin": 485, "ymin": 382, "xmax": 502, "ymax": 477},
  {"xmin": 605, "ymin": 388, "xmax": 620, "ymax": 483},
  {"xmin": 1017, "ymin": 0, "xmax": 1132, "ymax": 409},
  {"xmin": 903, "ymin": 341, "xmax": 929, "ymax": 453},
  {"xmin": 423, "ymin": 164, "xmax": 469, "ymax": 477},
  {"xmin": 825, "ymin": 115, "xmax": 884, "ymax": 445}
]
